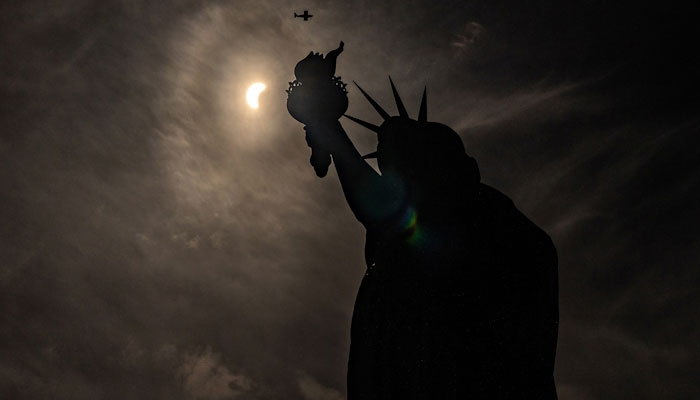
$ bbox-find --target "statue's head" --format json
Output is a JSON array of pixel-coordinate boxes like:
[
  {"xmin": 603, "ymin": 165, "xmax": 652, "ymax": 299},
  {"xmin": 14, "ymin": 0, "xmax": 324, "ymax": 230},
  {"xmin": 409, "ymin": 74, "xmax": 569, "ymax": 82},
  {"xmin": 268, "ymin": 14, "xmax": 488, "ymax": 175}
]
[{"xmin": 345, "ymin": 78, "xmax": 480, "ymax": 191}]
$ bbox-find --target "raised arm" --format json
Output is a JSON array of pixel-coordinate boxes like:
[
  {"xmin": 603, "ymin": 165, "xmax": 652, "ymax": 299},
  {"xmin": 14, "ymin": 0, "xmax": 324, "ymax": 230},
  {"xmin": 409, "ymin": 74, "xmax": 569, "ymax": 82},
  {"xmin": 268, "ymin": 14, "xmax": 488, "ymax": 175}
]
[{"xmin": 305, "ymin": 120, "xmax": 398, "ymax": 228}]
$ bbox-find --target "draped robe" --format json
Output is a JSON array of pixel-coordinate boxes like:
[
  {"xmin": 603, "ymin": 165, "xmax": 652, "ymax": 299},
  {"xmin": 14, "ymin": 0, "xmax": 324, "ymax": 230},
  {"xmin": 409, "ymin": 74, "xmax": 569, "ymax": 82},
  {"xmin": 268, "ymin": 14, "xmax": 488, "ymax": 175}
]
[{"xmin": 347, "ymin": 182, "xmax": 558, "ymax": 400}]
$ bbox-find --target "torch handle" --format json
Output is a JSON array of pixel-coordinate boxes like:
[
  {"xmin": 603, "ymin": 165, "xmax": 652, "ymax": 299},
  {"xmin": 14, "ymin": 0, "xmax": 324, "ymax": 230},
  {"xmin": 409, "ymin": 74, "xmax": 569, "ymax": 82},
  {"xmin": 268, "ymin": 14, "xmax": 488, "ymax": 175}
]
[
  {"xmin": 304, "ymin": 125, "xmax": 332, "ymax": 178},
  {"xmin": 310, "ymin": 147, "xmax": 331, "ymax": 178}
]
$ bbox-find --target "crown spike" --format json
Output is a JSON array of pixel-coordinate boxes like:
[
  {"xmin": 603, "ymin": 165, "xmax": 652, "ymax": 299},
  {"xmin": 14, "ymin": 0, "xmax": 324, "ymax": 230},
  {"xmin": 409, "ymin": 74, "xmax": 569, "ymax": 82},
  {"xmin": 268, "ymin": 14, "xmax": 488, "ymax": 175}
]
[
  {"xmin": 353, "ymin": 81, "xmax": 390, "ymax": 120},
  {"xmin": 418, "ymin": 86, "xmax": 427, "ymax": 122},
  {"xmin": 343, "ymin": 114, "xmax": 381, "ymax": 134},
  {"xmin": 388, "ymin": 76, "xmax": 408, "ymax": 118}
]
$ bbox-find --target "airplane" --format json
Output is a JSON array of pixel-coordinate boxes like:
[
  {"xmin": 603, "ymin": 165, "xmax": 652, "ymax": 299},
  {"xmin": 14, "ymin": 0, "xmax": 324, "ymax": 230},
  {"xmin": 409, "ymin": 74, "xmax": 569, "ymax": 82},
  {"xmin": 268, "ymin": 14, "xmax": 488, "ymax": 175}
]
[{"xmin": 294, "ymin": 10, "xmax": 313, "ymax": 21}]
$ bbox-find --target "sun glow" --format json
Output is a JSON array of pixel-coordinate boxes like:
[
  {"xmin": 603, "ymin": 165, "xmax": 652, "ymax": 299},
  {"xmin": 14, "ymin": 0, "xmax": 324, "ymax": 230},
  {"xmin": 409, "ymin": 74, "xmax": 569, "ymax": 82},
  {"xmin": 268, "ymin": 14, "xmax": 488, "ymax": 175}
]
[{"xmin": 246, "ymin": 82, "xmax": 266, "ymax": 109}]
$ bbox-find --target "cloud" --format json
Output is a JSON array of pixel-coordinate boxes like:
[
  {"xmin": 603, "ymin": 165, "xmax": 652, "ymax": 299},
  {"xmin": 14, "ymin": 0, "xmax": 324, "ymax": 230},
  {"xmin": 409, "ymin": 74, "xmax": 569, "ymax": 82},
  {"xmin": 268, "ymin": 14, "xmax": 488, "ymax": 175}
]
[
  {"xmin": 451, "ymin": 22, "xmax": 485, "ymax": 49},
  {"xmin": 297, "ymin": 373, "xmax": 344, "ymax": 400},
  {"xmin": 179, "ymin": 347, "xmax": 253, "ymax": 400},
  {"xmin": 450, "ymin": 80, "xmax": 581, "ymax": 132}
]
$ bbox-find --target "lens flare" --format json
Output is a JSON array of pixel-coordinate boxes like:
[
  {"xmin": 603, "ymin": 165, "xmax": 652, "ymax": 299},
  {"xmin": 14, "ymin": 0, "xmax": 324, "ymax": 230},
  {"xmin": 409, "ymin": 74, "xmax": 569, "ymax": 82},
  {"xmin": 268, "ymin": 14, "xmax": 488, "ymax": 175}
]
[{"xmin": 401, "ymin": 207, "xmax": 424, "ymax": 245}]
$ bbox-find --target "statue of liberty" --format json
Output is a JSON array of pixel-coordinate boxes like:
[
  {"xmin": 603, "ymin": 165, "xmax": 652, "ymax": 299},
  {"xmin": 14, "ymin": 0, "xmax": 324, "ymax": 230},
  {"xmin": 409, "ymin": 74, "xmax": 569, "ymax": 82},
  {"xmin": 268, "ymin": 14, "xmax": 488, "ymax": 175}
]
[{"xmin": 288, "ymin": 42, "xmax": 559, "ymax": 399}]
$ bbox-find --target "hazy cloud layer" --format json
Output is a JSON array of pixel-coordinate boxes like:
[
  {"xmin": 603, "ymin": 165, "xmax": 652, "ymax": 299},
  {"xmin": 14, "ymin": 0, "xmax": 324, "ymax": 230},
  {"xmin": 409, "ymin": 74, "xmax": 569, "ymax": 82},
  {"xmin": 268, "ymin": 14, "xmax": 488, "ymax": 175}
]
[{"xmin": 1, "ymin": 0, "xmax": 698, "ymax": 399}]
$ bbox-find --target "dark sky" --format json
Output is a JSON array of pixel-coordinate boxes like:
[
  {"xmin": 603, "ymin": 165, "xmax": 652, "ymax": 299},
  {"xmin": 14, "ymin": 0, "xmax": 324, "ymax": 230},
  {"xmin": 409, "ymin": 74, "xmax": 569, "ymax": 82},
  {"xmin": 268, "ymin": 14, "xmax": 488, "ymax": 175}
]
[{"xmin": 1, "ymin": 1, "xmax": 698, "ymax": 399}]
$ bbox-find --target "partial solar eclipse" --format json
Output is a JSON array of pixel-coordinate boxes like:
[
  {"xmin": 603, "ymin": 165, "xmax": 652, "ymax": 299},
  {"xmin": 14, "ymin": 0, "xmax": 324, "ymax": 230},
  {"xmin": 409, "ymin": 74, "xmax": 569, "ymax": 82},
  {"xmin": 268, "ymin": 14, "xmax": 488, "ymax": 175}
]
[{"xmin": 246, "ymin": 82, "xmax": 266, "ymax": 109}]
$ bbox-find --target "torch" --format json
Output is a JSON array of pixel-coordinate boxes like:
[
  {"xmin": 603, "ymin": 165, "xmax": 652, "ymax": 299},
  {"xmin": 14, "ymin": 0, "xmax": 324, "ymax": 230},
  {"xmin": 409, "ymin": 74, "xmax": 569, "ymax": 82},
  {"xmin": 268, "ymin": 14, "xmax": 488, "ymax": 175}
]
[{"xmin": 287, "ymin": 41, "xmax": 348, "ymax": 177}]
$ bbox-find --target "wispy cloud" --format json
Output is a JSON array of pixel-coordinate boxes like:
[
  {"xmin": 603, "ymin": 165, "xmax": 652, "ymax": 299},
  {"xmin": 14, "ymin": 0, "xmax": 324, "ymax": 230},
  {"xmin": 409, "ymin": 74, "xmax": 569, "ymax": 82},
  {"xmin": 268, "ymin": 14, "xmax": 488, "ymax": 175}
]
[
  {"xmin": 179, "ymin": 347, "xmax": 253, "ymax": 400},
  {"xmin": 297, "ymin": 373, "xmax": 344, "ymax": 400}
]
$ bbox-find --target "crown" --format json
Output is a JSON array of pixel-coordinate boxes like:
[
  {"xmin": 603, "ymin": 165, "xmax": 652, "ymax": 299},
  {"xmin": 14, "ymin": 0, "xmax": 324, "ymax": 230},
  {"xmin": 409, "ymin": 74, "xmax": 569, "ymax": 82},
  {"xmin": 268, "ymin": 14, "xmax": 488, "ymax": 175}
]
[{"xmin": 343, "ymin": 77, "xmax": 427, "ymax": 159}]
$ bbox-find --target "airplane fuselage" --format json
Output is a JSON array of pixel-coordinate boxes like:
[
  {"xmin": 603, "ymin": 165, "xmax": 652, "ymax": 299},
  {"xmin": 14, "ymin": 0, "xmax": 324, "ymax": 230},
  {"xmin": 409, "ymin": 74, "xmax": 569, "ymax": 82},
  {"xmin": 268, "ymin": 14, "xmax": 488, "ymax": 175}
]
[{"xmin": 295, "ymin": 10, "xmax": 312, "ymax": 21}]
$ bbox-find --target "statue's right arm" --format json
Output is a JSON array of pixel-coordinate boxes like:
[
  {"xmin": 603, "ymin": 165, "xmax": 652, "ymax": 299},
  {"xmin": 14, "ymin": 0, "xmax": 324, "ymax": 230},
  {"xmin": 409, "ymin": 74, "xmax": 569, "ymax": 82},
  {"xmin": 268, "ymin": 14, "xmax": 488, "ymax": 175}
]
[{"xmin": 307, "ymin": 121, "xmax": 398, "ymax": 227}]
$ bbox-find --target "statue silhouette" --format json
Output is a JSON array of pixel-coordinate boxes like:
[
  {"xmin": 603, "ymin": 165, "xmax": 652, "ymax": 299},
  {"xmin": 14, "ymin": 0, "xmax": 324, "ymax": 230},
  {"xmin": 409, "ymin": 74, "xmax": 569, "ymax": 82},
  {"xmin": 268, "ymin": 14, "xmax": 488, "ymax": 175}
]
[{"xmin": 288, "ymin": 43, "xmax": 558, "ymax": 400}]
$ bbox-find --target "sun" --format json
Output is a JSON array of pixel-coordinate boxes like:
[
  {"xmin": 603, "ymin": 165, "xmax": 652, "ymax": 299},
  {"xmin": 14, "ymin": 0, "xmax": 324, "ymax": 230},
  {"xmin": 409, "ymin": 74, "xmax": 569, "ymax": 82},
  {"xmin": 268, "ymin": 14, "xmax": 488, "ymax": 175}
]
[{"xmin": 246, "ymin": 82, "xmax": 266, "ymax": 109}]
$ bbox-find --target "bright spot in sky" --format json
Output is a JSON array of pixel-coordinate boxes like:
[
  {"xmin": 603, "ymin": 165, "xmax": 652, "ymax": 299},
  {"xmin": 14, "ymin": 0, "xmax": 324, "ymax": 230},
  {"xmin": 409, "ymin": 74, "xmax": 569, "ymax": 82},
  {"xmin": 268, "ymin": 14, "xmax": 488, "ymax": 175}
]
[{"xmin": 246, "ymin": 82, "xmax": 266, "ymax": 109}]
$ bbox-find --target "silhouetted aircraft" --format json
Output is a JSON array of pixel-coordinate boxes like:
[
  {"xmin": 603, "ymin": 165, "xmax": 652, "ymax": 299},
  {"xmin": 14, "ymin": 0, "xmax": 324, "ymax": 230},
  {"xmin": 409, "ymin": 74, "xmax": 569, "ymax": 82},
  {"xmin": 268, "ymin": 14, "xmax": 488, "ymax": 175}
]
[{"xmin": 294, "ymin": 10, "xmax": 313, "ymax": 21}]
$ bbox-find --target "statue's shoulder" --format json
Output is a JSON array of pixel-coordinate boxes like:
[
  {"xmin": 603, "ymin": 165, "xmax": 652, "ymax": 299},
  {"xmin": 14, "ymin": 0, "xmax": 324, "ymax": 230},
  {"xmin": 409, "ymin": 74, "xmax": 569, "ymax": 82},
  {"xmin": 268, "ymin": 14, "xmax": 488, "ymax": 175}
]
[
  {"xmin": 476, "ymin": 183, "xmax": 515, "ymax": 211},
  {"xmin": 476, "ymin": 183, "xmax": 556, "ymax": 255}
]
